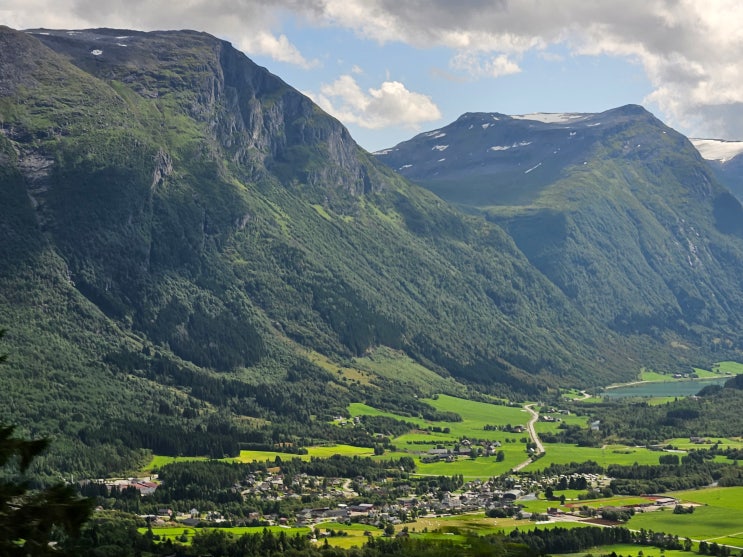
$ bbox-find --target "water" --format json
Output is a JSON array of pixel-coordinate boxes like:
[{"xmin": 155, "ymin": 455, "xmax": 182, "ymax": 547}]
[{"xmin": 601, "ymin": 377, "xmax": 729, "ymax": 398}]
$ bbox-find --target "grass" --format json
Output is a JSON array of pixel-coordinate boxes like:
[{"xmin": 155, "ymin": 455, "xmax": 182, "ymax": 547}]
[
  {"xmin": 416, "ymin": 455, "xmax": 517, "ymax": 478},
  {"xmin": 235, "ymin": 444, "xmax": 373, "ymax": 464},
  {"xmin": 350, "ymin": 395, "xmax": 534, "ymax": 477},
  {"xmin": 560, "ymin": 543, "xmax": 693, "ymax": 557},
  {"xmin": 352, "ymin": 396, "xmax": 684, "ymax": 478},
  {"xmin": 351, "ymin": 347, "xmax": 466, "ymax": 395},
  {"xmin": 663, "ymin": 437, "xmax": 743, "ymax": 450},
  {"xmin": 145, "ymin": 455, "xmax": 210, "ymax": 471},
  {"xmin": 639, "ymin": 370, "xmax": 673, "ymax": 382},
  {"xmin": 713, "ymin": 361, "xmax": 743, "ymax": 375},
  {"xmin": 563, "ymin": 496, "xmax": 653, "ymax": 510},
  {"xmin": 671, "ymin": 486, "xmax": 743, "ymax": 509},
  {"xmin": 142, "ymin": 525, "xmax": 312, "ymax": 544},
  {"xmin": 306, "ymin": 350, "xmax": 373, "ymax": 386},
  {"xmin": 619, "ymin": 487, "xmax": 743, "ymax": 544},
  {"xmin": 524, "ymin": 444, "xmax": 666, "ymax": 471},
  {"xmin": 628, "ymin": 505, "xmax": 743, "ymax": 541}
]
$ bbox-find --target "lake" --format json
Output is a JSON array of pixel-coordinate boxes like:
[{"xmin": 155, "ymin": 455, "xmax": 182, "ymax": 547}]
[{"xmin": 602, "ymin": 377, "xmax": 729, "ymax": 398}]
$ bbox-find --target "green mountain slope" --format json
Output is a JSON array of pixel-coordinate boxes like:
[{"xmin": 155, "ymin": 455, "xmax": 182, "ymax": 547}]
[
  {"xmin": 0, "ymin": 27, "xmax": 628, "ymax": 475},
  {"xmin": 376, "ymin": 107, "xmax": 743, "ymax": 358}
]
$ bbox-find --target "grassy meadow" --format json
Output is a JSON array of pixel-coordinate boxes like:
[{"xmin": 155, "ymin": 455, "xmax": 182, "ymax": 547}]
[{"xmin": 351, "ymin": 395, "xmax": 534, "ymax": 476}]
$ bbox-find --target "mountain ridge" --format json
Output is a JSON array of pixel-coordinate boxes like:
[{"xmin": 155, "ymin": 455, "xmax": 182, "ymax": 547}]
[
  {"xmin": 375, "ymin": 105, "xmax": 743, "ymax": 357},
  {"xmin": 0, "ymin": 26, "xmax": 642, "ymax": 475}
]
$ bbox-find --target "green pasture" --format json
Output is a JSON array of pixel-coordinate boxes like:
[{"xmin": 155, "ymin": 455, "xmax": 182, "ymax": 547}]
[
  {"xmin": 644, "ymin": 396, "xmax": 679, "ymax": 406},
  {"xmin": 563, "ymin": 495, "xmax": 653, "ymax": 510},
  {"xmin": 712, "ymin": 361, "xmax": 743, "ymax": 375},
  {"xmin": 518, "ymin": 498, "xmax": 568, "ymax": 514},
  {"xmin": 693, "ymin": 367, "xmax": 725, "ymax": 378},
  {"xmin": 351, "ymin": 396, "xmax": 528, "ymax": 434},
  {"xmin": 559, "ymin": 543, "xmax": 694, "ymax": 557},
  {"xmin": 145, "ymin": 455, "xmax": 210, "ymax": 471},
  {"xmin": 306, "ymin": 350, "xmax": 373, "ymax": 386},
  {"xmin": 671, "ymin": 486, "xmax": 743, "ymax": 509},
  {"xmin": 235, "ymin": 444, "xmax": 373, "ymax": 464},
  {"xmin": 351, "ymin": 347, "xmax": 466, "ymax": 395},
  {"xmin": 534, "ymin": 413, "xmax": 587, "ymax": 435},
  {"xmin": 416, "ymin": 454, "xmax": 521, "ymax": 478},
  {"xmin": 561, "ymin": 389, "xmax": 587, "ymax": 400},
  {"xmin": 408, "ymin": 512, "xmax": 512, "ymax": 535},
  {"xmin": 348, "ymin": 403, "xmax": 406, "ymax": 420},
  {"xmin": 308, "ymin": 445, "xmax": 374, "ymax": 458},
  {"xmin": 350, "ymin": 395, "xmax": 533, "ymax": 476},
  {"xmin": 663, "ymin": 437, "xmax": 743, "ymax": 450},
  {"xmin": 639, "ymin": 370, "xmax": 673, "ymax": 382},
  {"xmin": 524, "ymin": 443, "xmax": 667, "ymax": 471},
  {"xmin": 313, "ymin": 522, "xmax": 381, "ymax": 548},
  {"xmin": 628, "ymin": 505, "xmax": 743, "ymax": 541},
  {"xmin": 142, "ymin": 525, "xmax": 312, "ymax": 544}
]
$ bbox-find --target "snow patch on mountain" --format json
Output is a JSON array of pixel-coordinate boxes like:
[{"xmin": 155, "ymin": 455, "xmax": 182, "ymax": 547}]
[
  {"xmin": 691, "ymin": 138, "xmax": 743, "ymax": 163},
  {"xmin": 432, "ymin": 145, "xmax": 448, "ymax": 152},
  {"xmin": 524, "ymin": 162, "xmax": 542, "ymax": 174},
  {"xmin": 512, "ymin": 113, "xmax": 588, "ymax": 124},
  {"xmin": 489, "ymin": 140, "xmax": 532, "ymax": 152}
]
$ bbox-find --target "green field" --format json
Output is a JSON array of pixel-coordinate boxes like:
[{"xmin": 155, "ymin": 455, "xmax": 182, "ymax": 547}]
[
  {"xmin": 712, "ymin": 361, "xmax": 743, "ymax": 375},
  {"xmin": 145, "ymin": 455, "xmax": 210, "ymax": 471},
  {"xmin": 663, "ymin": 437, "xmax": 743, "ymax": 450},
  {"xmin": 619, "ymin": 487, "xmax": 743, "ymax": 545},
  {"xmin": 416, "ymin": 455, "xmax": 517, "ymax": 477},
  {"xmin": 351, "ymin": 347, "xmax": 467, "ymax": 396},
  {"xmin": 534, "ymin": 413, "xmax": 586, "ymax": 435},
  {"xmin": 628, "ymin": 506, "xmax": 743, "ymax": 543},
  {"xmin": 142, "ymin": 525, "xmax": 312, "ymax": 545},
  {"xmin": 559, "ymin": 543, "xmax": 694, "ymax": 557},
  {"xmin": 236, "ymin": 445, "xmax": 374, "ymax": 464},
  {"xmin": 639, "ymin": 370, "xmax": 674, "ymax": 382},
  {"xmin": 672, "ymin": 486, "xmax": 743, "ymax": 509},
  {"xmin": 350, "ymin": 395, "xmax": 528, "ymax": 436},
  {"xmin": 524, "ymin": 443, "xmax": 667, "ymax": 471},
  {"xmin": 350, "ymin": 395, "xmax": 534, "ymax": 477}
]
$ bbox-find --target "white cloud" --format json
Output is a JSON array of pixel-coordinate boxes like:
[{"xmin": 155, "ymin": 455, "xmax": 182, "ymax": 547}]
[
  {"xmin": 295, "ymin": 0, "xmax": 743, "ymax": 138},
  {"xmin": 3, "ymin": 0, "xmax": 318, "ymax": 69},
  {"xmin": 310, "ymin": 75, "xmax": 442, "ymax": 129},
  {"xmin": 237, "ymin": 32, "xmax": 318, "ymax": 69},
  {"xmin": 450, "ymin": 52, "xmax": 521, "ymax": 78},
  {"xmin": 6, "ymin": 0, "xmax": 743, "ymax": 137}
]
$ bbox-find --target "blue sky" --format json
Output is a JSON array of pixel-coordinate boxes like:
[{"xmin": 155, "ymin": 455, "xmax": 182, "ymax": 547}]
[
  {"xmin": 5, "ymin": 1, "xmax": 743, "ymax": 152},
  {"xmin": 254, "ymin": 26, "xmax": 654, "ymax": 151}
]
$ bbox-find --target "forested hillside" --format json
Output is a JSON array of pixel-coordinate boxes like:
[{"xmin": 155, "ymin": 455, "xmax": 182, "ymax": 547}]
[
  {"xmin": 0, "ymin": 27, "xmax": 625, "ymax": 475},
  {"xmin": 376, "ymin": 108, "xmax": 743, "ymax": 365}
]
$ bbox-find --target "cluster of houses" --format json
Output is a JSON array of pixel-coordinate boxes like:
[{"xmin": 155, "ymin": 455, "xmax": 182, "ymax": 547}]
[
  {"xmin": 421, "ymin": 438, "xmax": 504, "ymax": 463},
  {"xmin": 113, "ymin": 466, "xmax": 682, "ymax": 530},
  {"xmin": 98, "ymin": 477, "xmax": 159, "ymax": 496}
]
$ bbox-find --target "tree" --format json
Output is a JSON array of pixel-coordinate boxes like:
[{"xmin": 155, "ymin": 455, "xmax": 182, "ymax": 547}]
[
  {"xmin": 384, "ymin": 523, "xmax": 395, "ymax": 536},
  {"xmin": 0, "ymin": 426, "xmax": 93, "ymax": 555},
  {"xmin": 0, "ymin": 330, "xmax": 93, "ymax": 555}
]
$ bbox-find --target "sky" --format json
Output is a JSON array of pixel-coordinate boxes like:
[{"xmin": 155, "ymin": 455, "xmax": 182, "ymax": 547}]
[{"xmin": 3, "ymin": 0, "xmax": 743, "ymax": 152}]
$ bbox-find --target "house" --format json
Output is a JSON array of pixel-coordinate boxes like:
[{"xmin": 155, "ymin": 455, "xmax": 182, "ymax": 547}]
[{"xmin": 502, "ymin": 490, "xmax": 523, "ymax": 501}]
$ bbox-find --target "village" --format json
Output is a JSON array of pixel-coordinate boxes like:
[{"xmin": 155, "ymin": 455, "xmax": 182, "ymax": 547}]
[{"xmin": 94, "ymin": 450, "xmax": 680, "ymax": 534}]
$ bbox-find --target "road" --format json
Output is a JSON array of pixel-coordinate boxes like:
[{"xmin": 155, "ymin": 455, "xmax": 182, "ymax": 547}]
[{"xmin": 512, "ymin": 403, "xmax": 544, "ymax": 472}]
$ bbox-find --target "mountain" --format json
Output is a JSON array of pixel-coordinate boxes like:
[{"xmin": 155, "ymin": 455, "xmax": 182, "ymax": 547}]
[
  {"xmin": 375, "ymin": 107, "xmax": 743, "ymax": 358},
  {"xmin": 691, "ymin": 138, "xmax": 743, "ymax": 202},
  {"xmin": 0, "ymin": 27, "xmax": 630, "ymax": 475}
]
